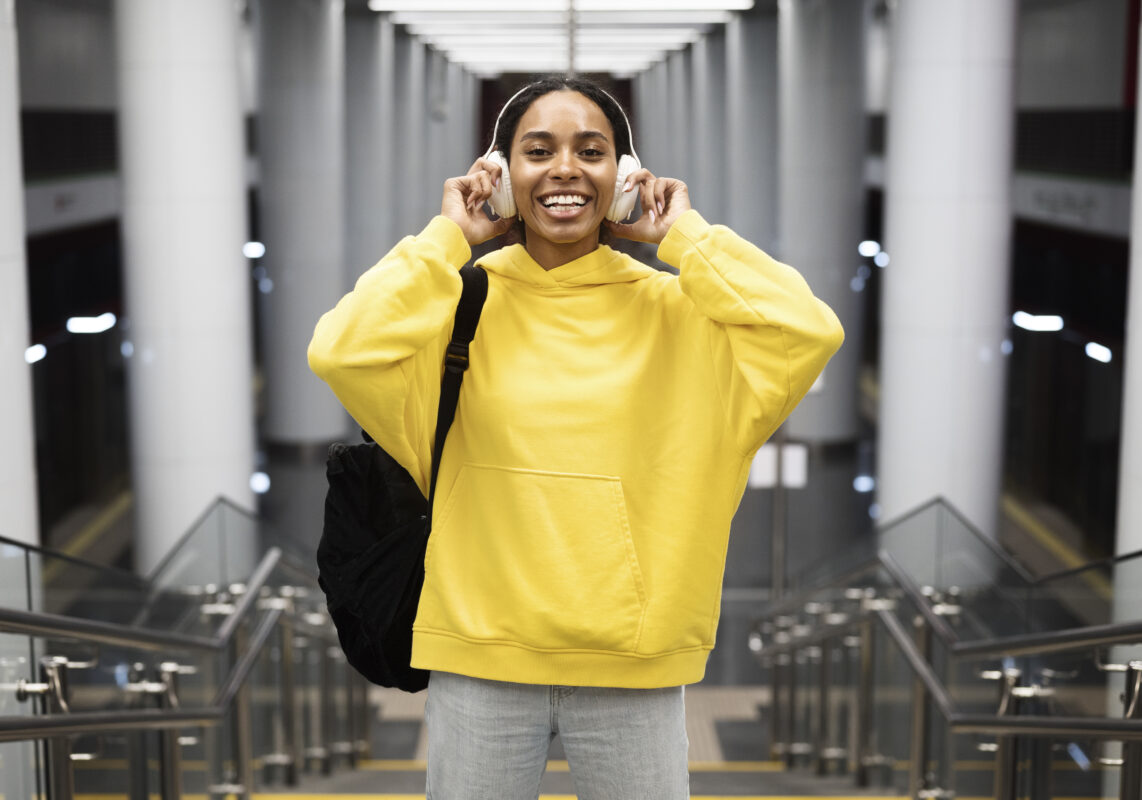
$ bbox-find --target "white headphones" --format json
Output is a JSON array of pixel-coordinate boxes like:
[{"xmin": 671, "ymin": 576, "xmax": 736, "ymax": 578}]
[{"xmin": 483, "ymin": 83, "xmax": 642, "ymax": 223}]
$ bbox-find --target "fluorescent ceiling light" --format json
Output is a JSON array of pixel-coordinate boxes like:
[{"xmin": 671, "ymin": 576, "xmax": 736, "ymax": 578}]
[
  {"xmin": 1012, "ymin": 311, "xmax": 1064, "ymax": 332},
  {"xmin": 391, "ymin": 10, "xmax": 733, "ymax": 25},
  {"xmin": 66, "ymin": 312, "xmax": 117, "ymax": 334},
  {"xmin": 25, "ymin": 344, "xmax": 47, "ymax": 364},
  {"xmin": 1085, "ymin": 342, "xmax": 1112, "ymax": 363},
  {"xmin": 416, "ymin": 28, "xmax": 704, "ymax": 41},
  {"xmin": 374, "ymin": 1, "xmax": 749, "ymax": 10},
  {"xmin": 427, "ymin": 37, "xmax": 694, "ymax": 51},
  {"xmin": 467, "ymin": 57, "xmax": 657, "ymax": 74}
]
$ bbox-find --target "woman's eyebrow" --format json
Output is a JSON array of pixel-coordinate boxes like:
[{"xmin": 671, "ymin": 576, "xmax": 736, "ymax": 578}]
[{"xmin": 518, "ymin": 130, "xmax": 611, "ymax": 142}]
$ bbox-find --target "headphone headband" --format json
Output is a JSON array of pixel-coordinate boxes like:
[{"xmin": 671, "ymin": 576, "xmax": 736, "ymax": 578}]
[{"xmin": 484, "ymin": 81, "xmax": 640, "ymax": 163}]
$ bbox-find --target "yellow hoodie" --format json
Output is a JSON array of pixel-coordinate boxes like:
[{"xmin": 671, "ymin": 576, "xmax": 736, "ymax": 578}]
[{"xmin": 308, "ymin": 210, "xmax": 843, "ymax": 688}]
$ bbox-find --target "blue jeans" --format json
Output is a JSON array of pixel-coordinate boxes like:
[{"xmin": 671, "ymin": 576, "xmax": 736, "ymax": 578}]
[{"xmin": 425, "ymin": 671, "xmax": 690, "ymax": 799}]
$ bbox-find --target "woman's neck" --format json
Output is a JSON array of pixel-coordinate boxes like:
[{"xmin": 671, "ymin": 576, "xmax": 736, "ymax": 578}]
[{"xmin": 524, "ymin": 233, "xmax": 601, "ymax": 270}]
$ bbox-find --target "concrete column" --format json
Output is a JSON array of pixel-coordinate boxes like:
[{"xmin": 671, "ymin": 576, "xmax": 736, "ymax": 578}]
[
  {"xmin": 650, "ymin": 60, "xmax": 673, "ymax": 179},
  {"xmin": 778, "ymin": 0, "xmax": 866, "ymax": 443},
  {"xmin": 394, "ymin": 33, "xmax": 429, "ymax": 236},
  {"xmin": 0, "ymin": 1, "xmax": 38, "ymax": 547},
  {"xmin": 257, "ymin": 0, "xmax": 345, "ymax": 444},
  {"xmin": 633, "ymin": 64, "xmax": 658, "ymax": 173},
  {"xmin": 690, "ymin": 30, "xmax": 726, "ymax": 224},
  {"xmin": 877, "ymin": 0, "xmax": 1017, "ymax": 533},
  {"xmin": 665, "ymin": 49, "xmax": 692, "ymax": 181},
  {"xmin": 725, "ymin": 6, "xmax": 779, "ymax": 253},
  {"xmin": 346, "ymin": 9, "xmax": 396, "ymax": 281},
  {"xmin": 1116, "ymin": 23, "xmax": 1142, "ymax": 555},
  {"xmin": 114, "ymin": 0, "xmax": 255, "ymax": 570},
  {"xmin": 0, "ymin": 28, "xmax": 41, "ymax": 800},
  {"xmin": 446, "ymin": 60, "xmax": 469, "ymax": 175}
]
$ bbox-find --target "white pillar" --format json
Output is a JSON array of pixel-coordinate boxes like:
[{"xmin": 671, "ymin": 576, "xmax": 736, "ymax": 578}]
[
  {"xmin": 346, "ymin": 9, "xmax": 396, "ymax": 281},
  {"xmin": 0, "ymin": 2, "xmax": 38, "ymax": 547},
  {"xmin": 778, "ymin": 0, "xmax": 865, "ymax": 443},
  {"xmin": 877, "ymin": 0, "xmax": 1017, "ymax": 532},
  {"xmin": 114, "ymin": 0, "xmax": 256, "ymax": 571},
  {"xmin": 690, "ymin": 31, "xmax": 726, "ymax": 225},
  {"xmin": 1116, "ymin": 23, "xmax": 1142, "ymax": 555},
  {"xmin": 446, "ymin": 61, "xmax": 469, "ymax": 176},
  {"xmin": 392, "ymin": 31, "xmax": 428, "ymax": 237},
  {"xmin": 257, "ymin": 0, "xmax": 346, "ymax": 444},
  {"xmin": 726, "ymin": 6, "xmax": 779, "ymax": 253},
  {"xmin": 0, "ymin": 30, "xmax": 41, "ymax": 800},
  {"xmin": 666, "ymin": 49, "xmax": 692, "ymax": 181}
]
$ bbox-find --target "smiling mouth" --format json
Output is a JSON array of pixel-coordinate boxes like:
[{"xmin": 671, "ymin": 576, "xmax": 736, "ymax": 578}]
[{"xmin": 539, "ymin": 193, "xmax": 591, "ymax": 211}]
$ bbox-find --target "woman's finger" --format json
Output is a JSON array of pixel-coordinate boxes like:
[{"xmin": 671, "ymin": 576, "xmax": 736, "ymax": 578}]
[
  {"xmin": 469, "ymin": 156, "xmax": 503, "ymax": 186},
  {"xmin": 622, "ymin": 167, "xmax": 654, "ymax": 193},
  {"xmin": 653, "ymin": 178, "xmax": 668, "ymax": 216}
]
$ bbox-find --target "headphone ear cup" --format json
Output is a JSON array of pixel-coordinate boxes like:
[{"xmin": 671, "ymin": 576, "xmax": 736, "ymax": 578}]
[
  {"xmin": 607, "ymin": 154, "xmax": 642, "ymax": 222},
  {"xmin": 484, "ymin": 151, "xmax": 516, "ymax": 219}
]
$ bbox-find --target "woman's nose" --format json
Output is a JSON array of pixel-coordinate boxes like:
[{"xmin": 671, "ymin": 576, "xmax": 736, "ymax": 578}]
[{"xmin": 552, "ymin": 151, "xmax": 579, "ymax": 178}]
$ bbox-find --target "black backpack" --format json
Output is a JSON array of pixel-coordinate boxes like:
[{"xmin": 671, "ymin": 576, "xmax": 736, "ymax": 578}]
[{"xmin": 316, "ymin": 265, "xmax": 487, "ymax": 692}]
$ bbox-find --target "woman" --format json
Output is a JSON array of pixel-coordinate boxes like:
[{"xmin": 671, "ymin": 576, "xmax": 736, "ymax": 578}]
[{"xmin": 309, "ymin": 76, "xmax": 843, "ymax": 799}]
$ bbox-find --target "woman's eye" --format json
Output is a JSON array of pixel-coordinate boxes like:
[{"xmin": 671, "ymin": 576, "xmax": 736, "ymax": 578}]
[
  {"xmin": 582, "ymin": 148, "xmax": 605, "ymax": 157},
  {"xmin": 525, "ymin": 147, "xmax": 549, "ymax": 157}
]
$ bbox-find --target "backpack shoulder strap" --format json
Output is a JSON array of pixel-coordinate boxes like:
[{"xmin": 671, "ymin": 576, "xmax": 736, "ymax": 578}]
[{"xmin": 428, "ymin": 265, "xmax": 488, "ymax": 513}]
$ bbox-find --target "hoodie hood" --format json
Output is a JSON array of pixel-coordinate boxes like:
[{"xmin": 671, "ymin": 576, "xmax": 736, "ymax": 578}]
[{"xmin": 475, "ymin": 243, "xmax": 660, "ymax": 289}]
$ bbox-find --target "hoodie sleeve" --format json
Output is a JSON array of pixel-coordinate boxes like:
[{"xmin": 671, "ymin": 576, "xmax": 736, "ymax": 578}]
[
  {"xmin": 657, "ymin": 210, "xmax": 845, "ymax": 455},
  {"xmin": 307, "ymin": 216, "xmax": 471, "ymax": 494}
]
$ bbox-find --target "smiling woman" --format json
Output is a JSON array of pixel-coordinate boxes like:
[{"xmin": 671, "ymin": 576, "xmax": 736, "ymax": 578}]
[{"xmin": 308, "ymin": 75, "xmax": 844, "ymax": 799}]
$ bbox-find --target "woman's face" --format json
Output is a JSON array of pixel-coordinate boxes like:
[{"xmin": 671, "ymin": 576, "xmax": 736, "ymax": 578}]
[{"xmin": 509, "ymin": 90, "xmax": 619, "ymax": 269}]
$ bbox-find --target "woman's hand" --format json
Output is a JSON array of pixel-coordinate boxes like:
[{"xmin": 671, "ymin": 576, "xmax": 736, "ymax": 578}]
[
  {"xmin": 604, "ymin": 170, "xmax": 691, "ymax": 244},
  {"xmin": 441, "ymin": 157, "xmax": 515, "ymax": 246}
]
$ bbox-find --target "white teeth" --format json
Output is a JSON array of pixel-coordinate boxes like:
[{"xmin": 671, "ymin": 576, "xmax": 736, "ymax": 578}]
[{"xmin": 541, "ymin": 194, "xmax": 588, "ymax": 207}]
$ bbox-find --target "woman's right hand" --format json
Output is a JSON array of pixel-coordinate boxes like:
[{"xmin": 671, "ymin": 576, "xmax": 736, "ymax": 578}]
[{"xmin": 441, "ymin": 157, "xmax": 515, "ymax": 246}]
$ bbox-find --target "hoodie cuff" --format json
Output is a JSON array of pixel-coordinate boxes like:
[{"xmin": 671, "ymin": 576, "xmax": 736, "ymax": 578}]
[
  {"xmin": 656, "ymin": 209, "xmax": 710, "ymax": 268},
  {"xmin": 423, "ymin": 216, "xmax": 472, "ymax": 268}
]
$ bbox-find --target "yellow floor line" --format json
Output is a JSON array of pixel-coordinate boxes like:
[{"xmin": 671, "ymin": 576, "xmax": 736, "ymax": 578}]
[
  {"xmin": 44, "ymin": 490, "xmax": 132, "ymax": 580},
  {"xmin": 358, "ymin": 759, "xmax": 785, "ymax": 773},
  {"xmin": 71, "ymin": 795, "xmax": 1106, "ymax": 800},
  {"xmin": 1002, "ymin": 494, "xmax": 1111, "ymax": 599},
  {"xmin": 246, "ymin": 796, "xmax": 903, "ymax": 800}
]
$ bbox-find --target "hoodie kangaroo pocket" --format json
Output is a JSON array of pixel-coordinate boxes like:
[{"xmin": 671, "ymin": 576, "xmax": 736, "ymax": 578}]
[{"xmin": 421, "ymin": 463, "xmax": 648, "ymax": 653}]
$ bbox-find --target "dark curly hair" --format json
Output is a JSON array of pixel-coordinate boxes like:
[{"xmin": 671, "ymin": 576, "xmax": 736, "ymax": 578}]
[
  {"xmin": 488, "ymin": 76, "xmax": 635, "ymax": 245},
  {"xmin": 490, "ymin": 76, "xmax": 634, "ymax": 165}
]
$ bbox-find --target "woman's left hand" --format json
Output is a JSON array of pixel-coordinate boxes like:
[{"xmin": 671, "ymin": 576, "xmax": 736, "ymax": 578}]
[{"xmin": 604, "ymin": 170, "xmax": 691, "ymax": 244}]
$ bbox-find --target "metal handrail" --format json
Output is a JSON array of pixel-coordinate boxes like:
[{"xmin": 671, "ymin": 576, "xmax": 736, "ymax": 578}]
[
  {"xmin": 877, "ymin": 549, "xmax": 958, "ymax": 645},
  {"xmin": 0, "ymin": 607, "xmax": 281, "ymax": 744},
  {"xmin": 952, "ymin": 617, "xmax": 1142, "ymax": 660},
  {"xmin": 759, "ymin": 558, "xmax": 881, "ymax": 621},
  {"xmin": 874, "ymin": 607, "xmax": 1142, "ymax": 741},
  {"xmin": 144, "ymin": 495, "xmax": 260, "ymax": 583},
  {"xmin": 875, "ymin": 495, "xmax": 1036, "ymax": 585},
  {"xmin": 755, "ymin": 543, "xmax": 1142, "ymax": 665},
  {"xmin": 0, "ymin": 548, "xmax": 281, "ymax": 654}
]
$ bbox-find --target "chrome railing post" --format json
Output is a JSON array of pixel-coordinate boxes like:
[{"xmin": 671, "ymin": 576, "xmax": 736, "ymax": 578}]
[
  {"xmin": 344, "ymin": 658, "xmax": 360, "ymax": 768},
  {"xmin": 769, "ymin": 615, "xmax": 793, "ymax": 761},
  {"xmin": 232, "ymin": 619, "xmax": 254, "ymax": 800},
  {"xmin": 278, "ymin": 603, "xmax": 300, "ymax": 785},
  {"xmin": 993, "ymin": 668, "xmax": 1023, "ymax": 800},
  {"xmin": 907, "ymin": 614, "xmax": 933, "ymax": 799},
  {"xmin": 815, "ymin": 636, "xmax": 832, "ymax": 775},
  {"xmin": 356, "ymin": 671, "xmax": 372, "ymax": 760},
  {"xmin": 1121, "ymin": 661, "xmax": 1142, "ymax": 800},
  {"xmin": 158, "ymin": 662, "xmax": 185, "ymax": 800},
  {"xmin": 854, "ymin": 613, "xmax": 876, "ymax": 787},
  {"xmin": 40, "ymin": 656, "xmax": 75, "ymax": 800},
  {"xmin": 319, "ymin": 641, "xmax": 335, "ymax": 775}
]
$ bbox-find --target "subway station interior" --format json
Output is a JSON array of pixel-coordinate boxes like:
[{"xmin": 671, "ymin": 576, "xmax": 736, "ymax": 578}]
[{"xmin": 3, "ymin": 0, "xmax": 1142, "ymax": 798}]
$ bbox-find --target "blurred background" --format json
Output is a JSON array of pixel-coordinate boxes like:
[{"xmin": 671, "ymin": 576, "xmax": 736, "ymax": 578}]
[{"xmin": 5, "ymin": 2, "xmax": 1142, "ymax": 799}]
